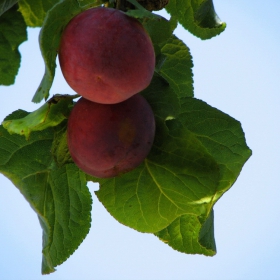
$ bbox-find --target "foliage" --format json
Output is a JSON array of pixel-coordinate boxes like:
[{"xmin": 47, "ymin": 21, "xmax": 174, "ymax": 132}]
[
  {"xmin": 0, "ymin": 4, "xmax": 27, "ymax": 85},
  {"xmin": 0, "ymin": 0, "xmax": 251, "ymax": 274}
]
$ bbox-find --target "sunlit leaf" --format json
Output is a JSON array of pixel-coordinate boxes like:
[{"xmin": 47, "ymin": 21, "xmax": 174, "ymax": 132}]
[
  {"xmin": 154, "ymin": 97, "xmax": 252, "ymax": 254},
  {"xmin": 18, "ymin": 0, "xmax": 59, "ymax": 27},
  {"xmin": 2, "ymin": 94, "xmax": 74, "ymax": 139}
]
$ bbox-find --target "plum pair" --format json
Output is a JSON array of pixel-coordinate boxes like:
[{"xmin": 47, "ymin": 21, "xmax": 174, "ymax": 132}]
[{"xmin": 59, "ymin": 7, "xmax": 156, "ymax": 178}]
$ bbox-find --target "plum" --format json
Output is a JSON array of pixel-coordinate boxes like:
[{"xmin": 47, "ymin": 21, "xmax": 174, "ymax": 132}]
[
  {"xmin": 59, "ymin": 7, "xmax": 155, "ymax": 104},
  {"xmin": 67, "ymin": 94, "xmax": 155, "ymax": 178}
]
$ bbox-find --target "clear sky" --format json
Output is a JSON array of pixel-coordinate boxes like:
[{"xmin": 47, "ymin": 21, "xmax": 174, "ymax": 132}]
[{"xmin": 1, "ymin": 1, "xmax": 280, "ymax": 279}]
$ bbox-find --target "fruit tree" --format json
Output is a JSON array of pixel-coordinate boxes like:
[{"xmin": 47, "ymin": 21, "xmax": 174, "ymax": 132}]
[{"xmin": 0, "ymin": 0, "xmax": 251, "ymax": 275}]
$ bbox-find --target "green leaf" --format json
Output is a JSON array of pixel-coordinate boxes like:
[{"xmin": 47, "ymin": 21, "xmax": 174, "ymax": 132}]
[
  {"xmin": 157, "ymin": 35, "xmax": 194, "ymax": 98},
  {"xmin": 32, "ymin": 0, "xmax": 104, "ymax": 103},
  {"xmin": 94, "ymin": 151, "xmax": 219, "ymax": 233},
  {"xmin": 154, "ymin": 97, "xmax": 252, "ymax": 254},
  {"xmin": 199, "ymin": 209, "xmax": 216, "ymax": 251},
  {"xmin": 0, "ymin": 0, "xmax": 18, "ymax": 16},
  {"xmin": 0, "ymin": 5, "xmax": 27, "ymax": 85},
  {"xmin": 94, "ymin": 113, "xmax": 221, "ymax": 233},
  {"xmin": 165, "ymin": 0, "xmax": 226, "ymax": 40},
  {"xmin": 2, "ymin": 94, "xmax": 74, "ymax": 139},
  {"xmin": 141, "ymin": 15, "xmax": 177, "ymax": 55},
  {"xmin": 44, "ymin": 164, "xmax": 92, "ymax": 274},
  {"xmin": 141, "ymin": 74, "xmax": 180, "ymax": 121},
  {"xmin": 0, "ymin": 110, "xmax": 92, "ymax": 274},
  {"xmin": 155, "ymin": 210, "xmax": 216, "ymax": 256},
  {"xmin": 141, "ymin": 18, "xmax": 193, "ymax": 97},
  {"xmin": 141, "ymin": 16, "xmax": 188, "ymax": 100},
  {"xmin": 179, "ymin": 97, "xmax": 252, "ymax": 200},
  {"xmin": 140, "ymin": 18, "xmax": 193, "ymax": 97},
  {"xmin": 18, "ymin": 0, "xmax": 60, "ymax": 27},
  {"xmin": 94, "ymin": 97, "xmax": 251, "ymax": 248}
]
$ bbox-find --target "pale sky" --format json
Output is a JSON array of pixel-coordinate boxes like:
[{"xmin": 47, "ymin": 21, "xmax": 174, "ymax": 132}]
[{"xmin": 1, "ymin": 1, "xmax": 280, "ymax": 279}]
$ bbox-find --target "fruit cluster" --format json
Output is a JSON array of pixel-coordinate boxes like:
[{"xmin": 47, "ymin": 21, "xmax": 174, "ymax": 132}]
[{"xmin": 59, "ymin": 7, "xmax": 156, "ymax": 178}]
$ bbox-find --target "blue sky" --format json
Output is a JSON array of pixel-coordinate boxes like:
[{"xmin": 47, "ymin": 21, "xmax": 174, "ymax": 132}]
[{"xmin": 1, "ymin": 1, "xmax": 280, "ymax": 279}]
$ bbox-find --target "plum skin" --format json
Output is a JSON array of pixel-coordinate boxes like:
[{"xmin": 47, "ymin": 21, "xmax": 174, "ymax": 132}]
[
  {"xmin": 59, "ymin": 7, "xmax": 155, "ymax": 104},
  {"xmin": 67, "ymin": 94, "xmax": 155, "ymax": 178}
]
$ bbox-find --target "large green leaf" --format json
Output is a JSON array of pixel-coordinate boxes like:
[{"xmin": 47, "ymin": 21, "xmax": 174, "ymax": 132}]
[
  {"xmin": 154, "ymin": 97, "xmax": 252, "ymax": 254},
  {"xmin": 94, "ymin": 97, "xmax": 251, "ymax": 243},
  {"xmin": 94, "ymin": 148, "xmax": 219, "ymax": 233},
  {"xmin": 93, "ymin": 95, "xmax": 224, "ymax": 233},
  {"xmin": 0, "ymin": 0, "xmax": 18, "ymax": 16},
  {"xmin": 179, "ymin": 97, "xmax": 252, "ymax": 199},
  {"xmin": 32, "ymin": 0, "xmax": 105, "ymax": 103},
  {"xmin": 165, "ymin": 0, "xmax": 226, "ymax": 40},
  {"xmin": 0, "ymin": 5, "xmax": 27, "ymax": 85},
  {"xmin": 18, "ymin": 0, "xmax": 60, "ymax": 27},
  {"xmin": 0, "ymin": 110, "xmax": 92, "ymax": 274}
]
